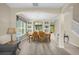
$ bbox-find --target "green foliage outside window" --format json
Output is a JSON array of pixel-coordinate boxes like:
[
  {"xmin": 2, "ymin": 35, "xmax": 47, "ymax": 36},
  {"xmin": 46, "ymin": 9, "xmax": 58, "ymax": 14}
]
[{"xmin": 50, "ymin": 25, "xmax": 55, "ymax": 33}]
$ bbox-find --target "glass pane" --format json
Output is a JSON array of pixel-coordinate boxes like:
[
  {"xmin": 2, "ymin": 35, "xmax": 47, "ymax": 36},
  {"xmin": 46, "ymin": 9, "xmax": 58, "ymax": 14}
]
[
  {"xmin": 35, "ymin": 25, "xmax": 42, "ymax": 31},
  {"xmin": 50, "ymin": 25, "xmax": 55, "ymax": 33},
  {"xmin": 16, "ymin": 18, "xmax": 27, "ymax": 37}
]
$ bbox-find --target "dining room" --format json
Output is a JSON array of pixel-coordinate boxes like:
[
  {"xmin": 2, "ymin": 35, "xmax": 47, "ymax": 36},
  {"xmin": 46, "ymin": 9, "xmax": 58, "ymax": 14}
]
[
  {"xmin": 16, "ymin": 12, "xmax": 56, "ymax": 42},
  {"xmin": 10, "ymin": 3, "xmax": 69, "ymax": 55}
]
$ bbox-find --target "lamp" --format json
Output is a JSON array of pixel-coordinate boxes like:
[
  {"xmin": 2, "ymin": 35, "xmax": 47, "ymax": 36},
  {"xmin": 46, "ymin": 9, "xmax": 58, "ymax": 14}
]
[{"xmin": 7, "ymin": 28, "xmax": 16, "ymax": 42}]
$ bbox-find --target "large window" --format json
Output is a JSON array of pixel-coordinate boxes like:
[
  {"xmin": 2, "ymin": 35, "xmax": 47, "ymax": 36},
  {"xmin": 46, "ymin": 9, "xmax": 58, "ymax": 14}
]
[
  {"xmin": 50, "ymin": 25, "xmax": 55, "ymax": 33},
  {"xmin": 50, "ymin": 22, "xmax": 55, "ymax": 33},
  {"xmin": 35, "ymin": 25, "xmax": 43, "ymax": 31},
  {"xmin": 16, "ymin": 16, "xmax": 27, "ymax": 37},
  {"xmin": 34, "ymin": 21, "xmax": 43, "ymax": 31},
  {"xmin": 72, "ymin": 20, "xmax": 79, "ymax": 35}
]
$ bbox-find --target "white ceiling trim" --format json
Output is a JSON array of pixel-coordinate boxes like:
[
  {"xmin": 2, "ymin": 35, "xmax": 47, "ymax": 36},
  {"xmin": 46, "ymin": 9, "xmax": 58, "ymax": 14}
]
[
  {"xmin": 17, "ymin": 11, "xmax": 58, "ymax": 22},
  {"xmin": 6, "ymin": 3, "xmax": 65, "ymax": 8}
]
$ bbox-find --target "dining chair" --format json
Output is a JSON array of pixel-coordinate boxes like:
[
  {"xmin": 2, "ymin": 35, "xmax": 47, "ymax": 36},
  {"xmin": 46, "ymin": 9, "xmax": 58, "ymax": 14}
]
[
  {"xmin": 38, "ymin": 31, "xmax": 46, "ymax": 42},
  {"xmin": 32, "ymin": 32, "xmax": 39, "ymax": 41}
]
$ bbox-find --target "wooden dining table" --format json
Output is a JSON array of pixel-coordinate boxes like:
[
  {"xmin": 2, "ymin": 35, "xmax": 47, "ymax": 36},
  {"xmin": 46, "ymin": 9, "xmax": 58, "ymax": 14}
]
[{"xmin": 27, "ymin": 32, "xmax": 51, "ymax": 42}]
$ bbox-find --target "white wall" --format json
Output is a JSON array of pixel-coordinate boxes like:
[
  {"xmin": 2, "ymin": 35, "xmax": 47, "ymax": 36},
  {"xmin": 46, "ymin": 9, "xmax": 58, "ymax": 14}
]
[
  {"xmin": 0, "ymin": 4, "xmax": 16, "ymax": 40},
  {"xmin": 54, "ymin": 19, "xmax": 59, "ymax": 47},
  {"xmin": 0, "ymin": 3, "xmax": 11, "ymax": 36},
  {"xmin": 59, "ymin": 14, "xmax": 64, "ymax": 48},
  {"xmin": 73, "ymin": 3, "xmax": 79, "ymax": 23},
  {"xmin": 62, "ymin": 4, "xmax": 79, "ymax": 47},
  {"xmin": 54, "ymin": 14, "xmax": 64, "ymax": 48}
]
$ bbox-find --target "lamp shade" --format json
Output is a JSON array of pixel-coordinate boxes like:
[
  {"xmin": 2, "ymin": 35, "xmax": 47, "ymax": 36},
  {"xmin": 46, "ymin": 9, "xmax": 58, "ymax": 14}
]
[{"xmin": 7, "ymin": 28, "xmax": 16, "ymax": 34}]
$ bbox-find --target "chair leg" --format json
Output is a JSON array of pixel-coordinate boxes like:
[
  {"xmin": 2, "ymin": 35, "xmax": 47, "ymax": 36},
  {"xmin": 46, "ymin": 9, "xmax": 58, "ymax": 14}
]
[
  {"xmin": 29, "ymin": 39, "xmax": 30, "ymax": 43},
  {"xmin": 18, "ymin": 47, "xmax": 21, "ymax": 51}
]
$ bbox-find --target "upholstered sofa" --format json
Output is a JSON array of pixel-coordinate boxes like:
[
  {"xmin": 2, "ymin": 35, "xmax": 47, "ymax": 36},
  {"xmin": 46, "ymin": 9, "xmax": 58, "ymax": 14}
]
[
  {"xmin": 0, "ymin": 34, "xmax": 20, "ymax": 55},
  {"xmin": 0, "ymin": 44, "xmax": 17, "ymax": 55}
]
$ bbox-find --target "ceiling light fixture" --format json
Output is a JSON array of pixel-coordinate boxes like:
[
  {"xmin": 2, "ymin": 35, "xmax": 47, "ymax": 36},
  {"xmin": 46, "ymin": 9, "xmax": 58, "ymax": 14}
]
[{"xmin": 33, "ymin": 3, "xmax": 38, "ymax": 6}]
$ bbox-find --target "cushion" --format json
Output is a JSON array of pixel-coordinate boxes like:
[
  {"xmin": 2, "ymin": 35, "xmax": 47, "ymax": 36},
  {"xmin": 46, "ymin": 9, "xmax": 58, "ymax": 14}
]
[
  {"xmin": 0, "ymin": 44, "xmax": 17, "ymax": 52},
  {"xmin": 0, "ymin": 34, "xmax": 11, "ymax": 44},
  {"xmin": 0, "ymin": 52, "xmax": 13, "ymax": 55}
]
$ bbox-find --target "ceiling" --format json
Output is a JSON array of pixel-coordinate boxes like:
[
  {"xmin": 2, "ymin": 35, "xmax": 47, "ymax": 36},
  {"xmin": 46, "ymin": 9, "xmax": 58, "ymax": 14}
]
[
  {"xmin": 6, "ymin": 3, "xmax": 65, "ymax": 8},
  {"xmin": 17, "ymin": 12, "xmax": 58, "ymax": 22},
  {"xmin": 6, "ymin": 3, "xmax": 66, "ymax": 22}
]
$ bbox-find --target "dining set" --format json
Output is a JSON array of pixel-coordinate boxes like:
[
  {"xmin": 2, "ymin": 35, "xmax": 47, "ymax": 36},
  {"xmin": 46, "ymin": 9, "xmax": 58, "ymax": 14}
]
[{"xmin": 27, "ymin": 31, "xmax": 51, "ymax": 42}]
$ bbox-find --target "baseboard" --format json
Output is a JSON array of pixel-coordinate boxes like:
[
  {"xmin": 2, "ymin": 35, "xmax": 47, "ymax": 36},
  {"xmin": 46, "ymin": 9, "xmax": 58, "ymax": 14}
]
[{"xmin": 69, "ymin": 41, "xmax": 79, "ymax": 47}]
